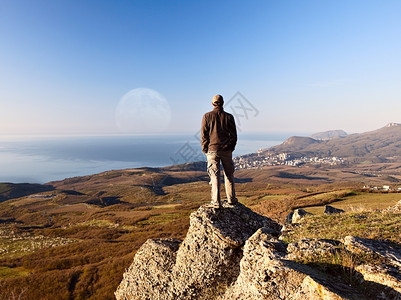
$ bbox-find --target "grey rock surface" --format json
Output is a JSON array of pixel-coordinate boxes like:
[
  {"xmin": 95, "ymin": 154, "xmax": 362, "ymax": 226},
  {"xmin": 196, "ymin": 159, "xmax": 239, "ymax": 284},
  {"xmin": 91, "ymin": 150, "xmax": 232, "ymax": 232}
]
[
  {"xmin": 287, "ymin": 238, "xmax": 341, "ymax": 261},
  {"xmin": 324, "ymin": 205, "xmax": 345, "ymax": 215},
  {"xmin": 344, "ymin": 235, "xmax": 401, "ymax": 299},
  {"xmin": 285, "ymin": 211, "xmax": 294, "ymax": 223},
  {"xmin": 344, "ymin": 235, "xmax": 401, "ymax": 268},
  {"xmin": 383, "ymin": 200, "xmax": 401, "ymax": 213},
  {"xmin": 291, "ymin": 208, "xmax": 312, "ymax": 223},
  {"xmin": 223, "ymin": 229, "xmax": 357, "ymax": 300},
  {"xmin": 170, "ymin": 203, "xmax": 279, "ymax": 299},
  {"xmin": 115, "ymin": 238, "xmax": 181, "ymax": 300},
  {"xmin": 115, "ymin": 203, "xmax": 280, "ymax": 300}
]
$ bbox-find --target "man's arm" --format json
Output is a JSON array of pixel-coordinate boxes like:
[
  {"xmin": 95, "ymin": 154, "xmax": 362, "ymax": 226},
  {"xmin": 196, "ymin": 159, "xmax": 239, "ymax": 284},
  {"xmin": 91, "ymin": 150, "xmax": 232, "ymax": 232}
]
[
  {"xmin": 229, "ymin": 114, "xmax": 237, "ymax": 151},
  {"xmin": 201, "ymin": 114, "xmax": 209, "ymax": 153}
]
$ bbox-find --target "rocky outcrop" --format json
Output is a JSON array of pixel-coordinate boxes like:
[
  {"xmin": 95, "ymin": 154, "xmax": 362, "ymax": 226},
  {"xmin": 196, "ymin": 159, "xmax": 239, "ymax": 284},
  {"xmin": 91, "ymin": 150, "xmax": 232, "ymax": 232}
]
[
  {"xmin": 116, "ymin": 203, "xmax": 401, "ymax": 300},
  {"xmin": 344, "ymin": 236, "xmax": 401, "ymax": 298},
  {"xmin": 344, "ymin": 236, "xmax": 401, "ymax": 268},
  {"xmin": 291, "ymin": 208, "xmax": 312, "ymax": 223},
  {"xmin": 115, "ymin": 203, "xmax": 280, "ymax": 300},
  {"xmin": 222, "ymin": 229, "xmax": 357, "ymax": 299},
  {"xmin": 169, "ymin": 203, "xmax": 278, "ymax": 299},
  {"xmin": 324, "ymin": 205, "xmax": 344, "ymax": 215},
  {"xmin": 115, "ymin": 238, "xmax": 181, "ymax": 299},
  {"xmin": 383, "ymin": 200, "xmax": 401, "ymax": 213},
  {"xmin": 286, "ymin": 238, "xmax": 341, "ymax": 261}
]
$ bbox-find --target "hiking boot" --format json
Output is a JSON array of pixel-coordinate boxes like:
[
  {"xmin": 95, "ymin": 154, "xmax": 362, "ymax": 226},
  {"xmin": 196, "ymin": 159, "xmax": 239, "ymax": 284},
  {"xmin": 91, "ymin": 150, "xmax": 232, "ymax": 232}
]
[
  {"xmin": 227, "ymin": 198, "xmax": 238, "ymax": 205},
  {"xmin": 209, "ymin": 201, "xmax": 222, "ymax": 209}
]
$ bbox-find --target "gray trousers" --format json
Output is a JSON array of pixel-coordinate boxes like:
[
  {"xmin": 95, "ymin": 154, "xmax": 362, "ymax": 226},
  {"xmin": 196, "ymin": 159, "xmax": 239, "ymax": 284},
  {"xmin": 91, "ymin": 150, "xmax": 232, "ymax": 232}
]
[{"xmin": 206, "ymin": 150, "xmax": 236, "ymax": 206}]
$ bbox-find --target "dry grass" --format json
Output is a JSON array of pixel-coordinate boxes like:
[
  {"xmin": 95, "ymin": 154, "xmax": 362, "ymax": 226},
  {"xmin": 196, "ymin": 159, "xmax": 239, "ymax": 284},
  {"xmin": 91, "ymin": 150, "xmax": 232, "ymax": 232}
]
[
  {"xmin": 283, "ymin": 208, "xmax": 400, "ymax": 296},
  {"xmin": 282, "ymin": 211, "xmax": 401, "ymax": 244},
  {"xmin": 0, "ymin": 267, "xmax": 30, "ymax": 279},
  {"xmin": 304, "ymin": 192, "xmax": 401, "ymax": 214}
]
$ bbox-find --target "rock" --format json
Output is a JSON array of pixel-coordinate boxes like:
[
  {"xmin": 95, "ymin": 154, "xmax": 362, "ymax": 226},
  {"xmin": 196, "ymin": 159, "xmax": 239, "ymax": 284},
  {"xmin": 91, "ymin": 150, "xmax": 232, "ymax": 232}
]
[
  {"xmin": 170, "ymin": 203, "xmax": 279, "ymax": 299},
  {"xmin": 324, "ymin": 205, "xmax": 345, "ymax": 215},
  {"xmin": 114, "ymin": 238, "xmax": 181, "ymax": 300},
  {"xmin": 223, "ymin": 228, "xmax": 357, "ymax": 299},
  {"xmin": 343, "ymin": 235, "xmax": 401, "ymax": 298},
  {"xmin": 287, "ymin": 238, "xmax": 341, "ymax": 261},
  {"xmin": 222, "ymin": 228, "xmax": 304, "ymax": 299},
  {"xmin": 292, "ymin": 208, "xmax": 312, "ymax": 223},
  {"xmin": 115, "ymin": 203, "xmax": 280, "ymax": 300},
  {"xmin": 286, "ymin": 212, "xmax": 294, "ymax": 223},
  {"xmin": 344, "ymin": 235, "xmax": 401, "ymax": 268},
  {"xmin": 355, "ymin": 264, "xmax": 401, "ymax": 296},
  {"xmin": 383, "ymin": 200, "xmax": 401, "ymax": 213}
]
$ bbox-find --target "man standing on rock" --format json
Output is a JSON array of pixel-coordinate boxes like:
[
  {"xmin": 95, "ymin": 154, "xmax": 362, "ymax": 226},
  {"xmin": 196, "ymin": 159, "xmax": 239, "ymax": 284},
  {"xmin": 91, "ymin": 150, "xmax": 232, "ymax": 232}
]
[{"xmin": 201, "ymin": 94, "xmax": 238, "ymax": 208}]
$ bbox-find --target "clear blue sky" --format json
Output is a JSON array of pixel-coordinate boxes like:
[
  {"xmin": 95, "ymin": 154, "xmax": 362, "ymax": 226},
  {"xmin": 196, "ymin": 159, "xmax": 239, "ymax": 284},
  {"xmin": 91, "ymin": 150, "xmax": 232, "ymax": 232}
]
[{"xmin": 1, "ymin": 0, "xmax": 401, "ymax": 135}]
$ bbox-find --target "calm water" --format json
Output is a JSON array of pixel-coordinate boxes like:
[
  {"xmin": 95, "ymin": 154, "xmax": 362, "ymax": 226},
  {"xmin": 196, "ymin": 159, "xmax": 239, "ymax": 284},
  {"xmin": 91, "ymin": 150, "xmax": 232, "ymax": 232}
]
[{"xmin": 0, "ymin": 133, "xmax": 288, "ymax": 183}]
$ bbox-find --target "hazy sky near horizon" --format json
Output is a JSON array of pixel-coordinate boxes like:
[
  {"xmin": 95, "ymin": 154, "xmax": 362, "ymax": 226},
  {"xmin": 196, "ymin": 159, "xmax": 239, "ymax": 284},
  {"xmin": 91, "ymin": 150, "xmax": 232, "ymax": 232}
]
[{"xmin": 1, "ymin": 0, "xmax": 401, "ymax": 136}]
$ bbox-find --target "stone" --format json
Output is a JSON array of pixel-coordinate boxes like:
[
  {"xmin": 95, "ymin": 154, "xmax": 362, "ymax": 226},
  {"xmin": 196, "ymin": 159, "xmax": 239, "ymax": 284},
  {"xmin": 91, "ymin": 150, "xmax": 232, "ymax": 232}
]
[
  {"xmin": 291, "ymin": 208, "xmax": 312, "ymax": 223},
  {"xmin": 287, "ymin": 238, "xmax": 341, "ymax": 261},
  {"xmin": 114, "ymin": 238, "xmax": 181, "ymax": 300},
  {"xmin": 356, "ymin": 264, "xmax": 401, "ymax": 296},
  {"xmin": 286, "ymin": 211, "xmax": 294, "ymax": 223},
  {"xmin": 169, "ymin": 203, "xmax": 278, "ymax": 299},
  {"xmin": 343, "ymin": 235, "xmax": 401, "ymax": 298},
  {"xmin": 344, "ymin": 235, "xmax": 401, "ymax": 268},
  {"xmin": 223, "ymin": 228, "xmax": 357, "ymax": 299},
  {"xmin": 383, "ymin": 200, "xmax": 401, "ymax": 213},
  {"xmin": 324, "ymin": 205, "xmax": 345, "ymax": 215}
]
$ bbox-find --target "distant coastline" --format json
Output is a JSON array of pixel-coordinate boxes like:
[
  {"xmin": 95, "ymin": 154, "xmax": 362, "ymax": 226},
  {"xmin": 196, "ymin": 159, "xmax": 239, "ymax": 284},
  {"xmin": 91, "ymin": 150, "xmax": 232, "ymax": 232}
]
[{"xmin": 0, "ymin": 133, "xmax": 290, "ymax": 183}]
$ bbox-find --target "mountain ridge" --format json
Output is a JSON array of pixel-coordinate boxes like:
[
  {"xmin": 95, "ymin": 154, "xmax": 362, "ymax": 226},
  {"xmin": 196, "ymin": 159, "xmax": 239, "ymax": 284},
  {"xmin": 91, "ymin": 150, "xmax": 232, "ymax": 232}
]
[
  {"xmin": 310, "ymin": 129, "xmax": 348, "ymax": 140},
  {"xmin": 258, "ymin": 123, "xmax": 401, "ymax": 163}
]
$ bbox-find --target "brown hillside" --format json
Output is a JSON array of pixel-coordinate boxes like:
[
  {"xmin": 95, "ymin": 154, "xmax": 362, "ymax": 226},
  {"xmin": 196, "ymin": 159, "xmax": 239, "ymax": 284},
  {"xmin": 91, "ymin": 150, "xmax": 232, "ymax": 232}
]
[{"xmin": 263, "ymin": 123, "xmax": 401, "ymax": 163}]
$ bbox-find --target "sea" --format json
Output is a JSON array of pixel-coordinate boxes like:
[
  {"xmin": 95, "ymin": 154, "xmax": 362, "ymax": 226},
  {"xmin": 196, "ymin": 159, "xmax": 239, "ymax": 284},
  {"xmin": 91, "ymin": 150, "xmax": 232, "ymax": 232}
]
[{"xmin": 0, "ymin": 133, "xmax": 289, "ymax": 183}]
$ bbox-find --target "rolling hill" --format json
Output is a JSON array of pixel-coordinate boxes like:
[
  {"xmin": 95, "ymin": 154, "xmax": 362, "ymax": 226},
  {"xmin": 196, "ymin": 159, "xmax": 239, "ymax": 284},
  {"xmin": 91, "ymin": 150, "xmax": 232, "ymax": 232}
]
[
  {"xmin": 0, "ymin": 183, "xmax": 54, "ymax": 203},
  {"xmin": 263, "ymin": 123, "xmax": 401, "ymax": 163},
  {"xmin": 310, "ymin": 129, "xmax": 347, "ymax": 140}
]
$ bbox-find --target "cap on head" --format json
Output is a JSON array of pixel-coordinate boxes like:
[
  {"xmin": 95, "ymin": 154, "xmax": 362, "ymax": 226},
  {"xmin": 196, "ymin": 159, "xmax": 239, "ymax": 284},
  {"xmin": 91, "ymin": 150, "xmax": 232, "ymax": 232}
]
[{"xmin": 212, "ymin": 94, "xmax": 224, "ymax": 106}]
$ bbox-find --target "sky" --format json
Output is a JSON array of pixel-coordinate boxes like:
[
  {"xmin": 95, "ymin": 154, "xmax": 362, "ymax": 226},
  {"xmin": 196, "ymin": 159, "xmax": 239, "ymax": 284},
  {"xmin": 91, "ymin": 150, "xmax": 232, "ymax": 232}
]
[{"xmin": 1, "ymin": 0, "xmax": 401, "ymax": 136}]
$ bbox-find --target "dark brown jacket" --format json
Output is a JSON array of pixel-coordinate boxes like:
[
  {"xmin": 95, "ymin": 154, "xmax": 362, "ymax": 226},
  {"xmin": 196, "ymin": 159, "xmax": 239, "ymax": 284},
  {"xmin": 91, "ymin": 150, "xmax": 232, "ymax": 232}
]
[{"xmin": 201, "ymin": 106, "xmax": 237, "ymax": 153}]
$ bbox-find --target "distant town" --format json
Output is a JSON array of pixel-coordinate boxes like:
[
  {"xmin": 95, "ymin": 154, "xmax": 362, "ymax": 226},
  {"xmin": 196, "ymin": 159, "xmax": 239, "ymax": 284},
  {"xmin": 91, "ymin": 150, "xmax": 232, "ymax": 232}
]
[
  {"xmin": 233, "ymin": 151, "xmax": 401, "ymax": 193},
  {"xmin": 362, "ymin": 185, "xmax": 401, "ymax": 192},
  {"xmin": 234, "ymin": 152, "xmax": 345, "ymax": 169}
]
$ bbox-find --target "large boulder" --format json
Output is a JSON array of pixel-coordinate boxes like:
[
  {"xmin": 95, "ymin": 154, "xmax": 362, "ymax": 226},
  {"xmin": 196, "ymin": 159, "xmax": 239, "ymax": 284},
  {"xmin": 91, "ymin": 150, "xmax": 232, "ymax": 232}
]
[
  {"xmin": 324, "ymin": 205, "xmax": 345, "ymax": 215},
  {"xmin": 115, "ymin": 203, "xmax": 280, "ymax": 300},
  {"xmin": 291, "ymin": 208, "xmax": 312, "ymax": 223},
  {"xmin": 115, "ymin": 238, "xmax": 181, "ymax": 300},
  {"xmin": 223, "ymin": 229, "xmax": 359, "ymax": 299},
  {"xmin": 286, "ymin": 238, "xmax": 341, "ymax": 261},
  {"xmin": 344, "ymin": 235, "xmax": 401, "ymax": 298},
  {"xmin": 170, "ymin": 203, "xmax": 280, "ymax": 299}
]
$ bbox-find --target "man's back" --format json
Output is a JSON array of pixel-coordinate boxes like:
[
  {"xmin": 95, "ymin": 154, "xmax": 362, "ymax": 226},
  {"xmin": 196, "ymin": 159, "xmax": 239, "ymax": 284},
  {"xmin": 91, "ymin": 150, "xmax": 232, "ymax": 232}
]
[{"xmin": 201, "ymin": 106, "xmax": 237, "ymax": 154}]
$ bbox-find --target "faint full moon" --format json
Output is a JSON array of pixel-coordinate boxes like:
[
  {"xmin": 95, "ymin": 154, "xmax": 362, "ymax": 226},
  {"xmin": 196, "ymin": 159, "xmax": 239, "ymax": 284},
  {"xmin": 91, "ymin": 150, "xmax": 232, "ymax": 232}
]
[{"xmin": 115, "ymin": 88, "xmax": 171, "ymax": 133}]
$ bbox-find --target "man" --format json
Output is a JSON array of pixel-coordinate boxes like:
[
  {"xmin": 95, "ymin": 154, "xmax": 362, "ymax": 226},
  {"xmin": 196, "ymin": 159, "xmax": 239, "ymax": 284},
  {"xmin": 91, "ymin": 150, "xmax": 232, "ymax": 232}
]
[{"xmin": 201, "ymin": 94, "xmax": 238, "ymax": 208}]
